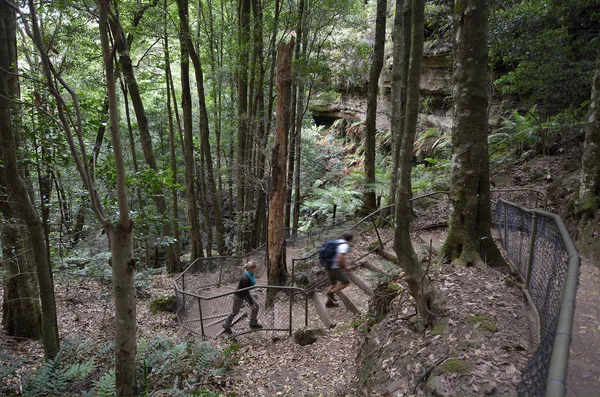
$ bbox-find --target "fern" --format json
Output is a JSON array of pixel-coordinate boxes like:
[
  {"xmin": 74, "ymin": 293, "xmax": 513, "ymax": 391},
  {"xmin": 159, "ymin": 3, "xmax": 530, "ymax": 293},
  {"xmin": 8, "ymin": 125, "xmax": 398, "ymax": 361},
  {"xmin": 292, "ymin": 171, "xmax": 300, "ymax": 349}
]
[
  {"xmin": 92, "ymin": 369, "xmax": 116, "ymax": 397},
  {"xmin": 23, "ymin": 357, "xmax": 69, "ymax": 396}
]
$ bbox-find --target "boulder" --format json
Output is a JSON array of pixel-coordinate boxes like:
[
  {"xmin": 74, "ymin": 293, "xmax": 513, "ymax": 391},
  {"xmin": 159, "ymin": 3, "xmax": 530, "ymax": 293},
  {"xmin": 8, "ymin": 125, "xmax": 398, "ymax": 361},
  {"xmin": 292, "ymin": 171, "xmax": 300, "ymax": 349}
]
[{"xmin": 294, "ymin": 326, "xmax": 324, "ymax": 346}]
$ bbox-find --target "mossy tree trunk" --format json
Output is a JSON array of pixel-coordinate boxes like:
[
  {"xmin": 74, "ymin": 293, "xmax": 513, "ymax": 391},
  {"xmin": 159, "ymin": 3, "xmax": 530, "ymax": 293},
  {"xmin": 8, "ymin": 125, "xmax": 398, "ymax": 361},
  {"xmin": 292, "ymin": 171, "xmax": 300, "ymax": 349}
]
[
  {"xmin": 363, "ymin": 0, "xmax": 387, "ymax": 213},
  {"xmin": 0, "ymin": 184, "xmax": 42, "ymax": 339},
  {"xmin": 388, "ymin": 0, "xmax": 411, "ymax": 206},
  {"xmin": 267, "ymin": 39, "xmax": 294, "ymax": 301},
  {"xmin": 439, "ymin": 0, "xmax": 504, "ymax": 268},
  {"xmin": 577, "ymin": 34, "xmax": 600, "ymax": 218},
  {"xmin": 393, "ymin": 0, "xmax": 439, "ymax": 327},
  {"xmin": 1, "ymin": 0, "xmax": 59, "ymax": 359}
]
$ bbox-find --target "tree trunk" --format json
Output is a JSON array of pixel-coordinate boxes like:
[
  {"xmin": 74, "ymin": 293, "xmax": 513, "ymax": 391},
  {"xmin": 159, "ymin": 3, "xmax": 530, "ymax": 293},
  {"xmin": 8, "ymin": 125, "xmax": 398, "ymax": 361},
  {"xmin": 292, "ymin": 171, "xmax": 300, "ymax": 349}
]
[
  {"xmin": 577, "ymin": 33, "xmax": 600, "ymax": 218},
  {"xmin": 0, "ymin": 0, "xmax": 59, "ymax": 358},
  {"xmin": 176, "ymin": 0, "xmax": 204, "ymax": 260},
  {"xmin": 183, "ymin": 12, "xmax": 226, "ymax": 256},
  {"xmin": 268, "ymin": 38, "xmax": 294, "ymax": 294},
  {"xmin": 439, "ymin": 0, "xmax": 504, "ymax": 268},
  {"xmin": 164, "ymin": 0, "xmax": 181, "ymax": 272},
  {"xmin": 99, "ymin": 4, "xmax": 137, "ymax": 394},
  {"xmin": 393, "ymin": 0, "xmax": 439, "ymax": 327},
  {"xmin": 0, "ymin": 180, "xmax": 42, "ymax": 339},
  {"xmin": 237, "ymin": 0, "xmax": 251, "ymax": 241},
  {"xmin": 109, "ymin": 10, "xmax": 177, "ymax": 271},
  {"xmin": 363, "ymin": 0, "xmax": 387, "ymax": 213},
  {"xmin": 388, "ymin": 0, "xmax": 411, "ymax": 205},
  {"xmin": 251, "ymin": 0, "xmax": 268, "ymax": 248}
]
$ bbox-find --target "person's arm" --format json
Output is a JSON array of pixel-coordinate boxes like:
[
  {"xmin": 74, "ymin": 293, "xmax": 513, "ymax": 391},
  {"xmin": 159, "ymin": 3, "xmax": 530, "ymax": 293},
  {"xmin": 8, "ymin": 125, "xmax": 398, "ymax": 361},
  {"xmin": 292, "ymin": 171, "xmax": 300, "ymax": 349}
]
[
  {"xmin": 338, "ymin": 253, "xmax": 347, "ymax": 269},
  {"xmin": 338, "ymin": 242, "xmax": 349, "ymax": 269}
]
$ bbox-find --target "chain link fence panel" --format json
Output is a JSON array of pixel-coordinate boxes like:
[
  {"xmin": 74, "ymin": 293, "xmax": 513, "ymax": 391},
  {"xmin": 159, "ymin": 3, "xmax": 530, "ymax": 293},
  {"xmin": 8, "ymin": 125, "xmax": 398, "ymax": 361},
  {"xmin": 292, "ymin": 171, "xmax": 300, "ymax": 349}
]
[{"xmin": 495, "ymin": 199, "xmax": 579, "ymax": 397}]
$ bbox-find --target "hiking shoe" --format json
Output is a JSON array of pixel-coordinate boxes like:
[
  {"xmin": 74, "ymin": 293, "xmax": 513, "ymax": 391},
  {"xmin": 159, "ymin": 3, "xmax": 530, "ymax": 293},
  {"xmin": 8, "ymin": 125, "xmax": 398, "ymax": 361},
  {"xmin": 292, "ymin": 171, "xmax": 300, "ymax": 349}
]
[
  {"xmin": 249, "ymin": 323, "xmax": 263, "ymax": 329},
  {"xmin": 325, "ymin": 300, "xmax": 339, "ymax": 308},
  {"xmin": 222, "ymin": 322, "xmax": 232, "ymax": 334},
  {"xmin": 326, "ymin": 291, "xmax": 337, "ymax": 301}
]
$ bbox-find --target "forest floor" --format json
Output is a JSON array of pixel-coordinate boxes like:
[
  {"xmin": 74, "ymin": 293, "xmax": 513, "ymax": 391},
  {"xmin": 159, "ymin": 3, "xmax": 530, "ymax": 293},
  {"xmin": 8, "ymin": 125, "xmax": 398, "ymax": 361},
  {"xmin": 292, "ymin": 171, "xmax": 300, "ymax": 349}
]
[{"xmin": 1, "ymin": 150, "xmax": 599, "ymax": 396}]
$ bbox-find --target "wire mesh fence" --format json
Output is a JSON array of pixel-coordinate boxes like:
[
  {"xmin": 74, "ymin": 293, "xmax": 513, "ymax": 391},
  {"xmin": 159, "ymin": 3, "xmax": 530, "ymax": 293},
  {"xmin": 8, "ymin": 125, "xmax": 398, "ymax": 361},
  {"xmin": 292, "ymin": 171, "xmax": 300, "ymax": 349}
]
[
  {"xmin": 495, "ymin": 199, "xmax": 579, "ymax": 397},
  {"xmin": 174, "ymin": 285, "xmax": 308, "ymax": 338},
  {"xmin": 173, "ymin": 190, "xmax": 578, "ymax": 396},
  {"xmin": 174, "ymin": 245, "xmax": 309, "ymax": 337}
]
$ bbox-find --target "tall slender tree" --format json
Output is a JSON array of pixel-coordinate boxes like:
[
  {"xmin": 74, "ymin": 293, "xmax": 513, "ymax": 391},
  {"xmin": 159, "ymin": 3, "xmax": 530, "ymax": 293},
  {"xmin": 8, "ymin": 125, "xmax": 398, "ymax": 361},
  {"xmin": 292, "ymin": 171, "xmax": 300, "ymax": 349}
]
[
  {"xmin": 393, "ymin": 0, "xmax": 438, "ymax": 327},
  {"xmin": 268, "ymin": 38, "xmax": 294, "ymax": 292},
  {"xmin": 577, "ymin": 33, "xmax": 600, "ymax": 219},
  {"xmin": 439, "ymin": 0, "xmax": 504, "ymax": 268},
  {"xmin": 99, "ymin": 2, "xmax": 138, "ymax": 393},
  {"xmin": 0, "ymin": 0, "xmax": 42, "ymax": 340},
  {"xmin": 0, "ymin": 0, "xmax": 59, "ymax": 359},
  {"xmin": 363, "ymin": 0, "xmax": 387, "ymax": 212},
  {"xmin": 176, "ymin": 0, "xmax": 204, "ymax": 260},
  {"xmin": 108, "ymin": 1, "xmax": 179, "ymax": 272},
  {"xmin": 388, "ymin": 0, "xmax": 411, "ymax": 205}
]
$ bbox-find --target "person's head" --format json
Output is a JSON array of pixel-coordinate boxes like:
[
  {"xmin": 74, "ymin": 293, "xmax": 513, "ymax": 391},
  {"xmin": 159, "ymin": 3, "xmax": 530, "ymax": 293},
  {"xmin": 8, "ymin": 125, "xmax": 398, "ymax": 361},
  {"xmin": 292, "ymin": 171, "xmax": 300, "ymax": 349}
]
[
  {"xmin": 244, "ymin": 261, "xmax": 258, "ymax": 274},
  {"xmin": 340, "ymin": 231, "xmax": 354, "ymax": 242}
]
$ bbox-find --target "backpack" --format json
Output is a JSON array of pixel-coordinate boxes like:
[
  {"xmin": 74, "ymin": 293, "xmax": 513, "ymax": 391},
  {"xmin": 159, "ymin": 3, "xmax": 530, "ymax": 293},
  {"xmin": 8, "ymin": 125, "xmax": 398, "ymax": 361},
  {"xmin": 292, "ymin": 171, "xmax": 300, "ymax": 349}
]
[{"xmin": 319, "ymin": 240, "xmax": 342, "ymax": 269}]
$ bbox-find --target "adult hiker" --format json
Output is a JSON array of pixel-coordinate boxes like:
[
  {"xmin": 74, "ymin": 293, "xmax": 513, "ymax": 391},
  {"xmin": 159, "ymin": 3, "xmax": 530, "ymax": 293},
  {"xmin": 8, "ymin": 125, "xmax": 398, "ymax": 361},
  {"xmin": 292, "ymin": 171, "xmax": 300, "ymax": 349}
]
[
  {"xmin": 321, "ymin": 231, "xmax": 353, "ymax": 308},
  {"xmin": 222, "ymin": 261, "xmax": 263, "ymax": 334}
]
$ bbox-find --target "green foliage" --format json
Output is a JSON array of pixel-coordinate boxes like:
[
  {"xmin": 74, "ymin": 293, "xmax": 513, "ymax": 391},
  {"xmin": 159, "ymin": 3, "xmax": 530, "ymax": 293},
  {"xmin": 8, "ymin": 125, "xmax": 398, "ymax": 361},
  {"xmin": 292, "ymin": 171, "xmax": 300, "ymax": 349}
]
[
  {"xmin": 490, "ymin": 0, "xmax": 599, "ymax": 111},
  {"xmin": 137, "ymin": 336, "xmax": 225, "ymax": 393},
  {"xmin": 22, "ymin": 342, "xmax": 98, "ymax": 397},
  {"xmin": 150, "ymin": 295, "xmax": 177, "ymax": 314},
  {"xmin": 90, "ymin": 370, "xmax": 116, "ymax": 397},
  {"xmin": 424, "ymin": 1, "xmax": 453, "ymax": 43},
  {"xmin": 411, "ymin": 160, "xmax": 451, "ymax": 194},
  {"xmin": 300, "ymin": 184, "xmax": 362, "ymax": 230},
  {"xmin": 414, "ymin": 128, "xmax": 452, "ymax": 162},
  {"xmin": 489, "ymin": 104, "xmax": 586, "ymax": 167},
  {"xmin": 9, "ymin": 334, "xmax": 228, "ymax": 397},
  {"xmin": 0, "ymin": 352, "xmax": 22, "ymax": 395}
]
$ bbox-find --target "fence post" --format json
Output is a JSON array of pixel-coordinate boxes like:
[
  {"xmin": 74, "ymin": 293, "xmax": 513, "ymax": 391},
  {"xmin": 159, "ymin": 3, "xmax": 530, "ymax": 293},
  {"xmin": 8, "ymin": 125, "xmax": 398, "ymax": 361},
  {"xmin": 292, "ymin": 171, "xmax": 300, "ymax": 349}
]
[
  {"xmin": 289, "ymin": 289, "xmax": 293, "ymax": 336},
  {"xmin": 503, "ymin": 202, "xmax": 508, "ymax": 251},
  {"xmin": 525, "ymin": 212, "xmax": 538, "ymax": 290},
  {"xmin": 291, "ymin": 259, "xmax": 296, "ymax": 287},
  {"xmin": 182, "ymin": 274, "xmax": 186, "ymax": 313},
  {"xmin": 371, "ymin": 218, "xmax": 384, "ymax": 250},
  {"xmin": 218, "ymin": 259, "xmax": 224, "ymax": 288},
  {"xmin": 198, "ymin": 296, "xmax": 205, "ymax": 337}
]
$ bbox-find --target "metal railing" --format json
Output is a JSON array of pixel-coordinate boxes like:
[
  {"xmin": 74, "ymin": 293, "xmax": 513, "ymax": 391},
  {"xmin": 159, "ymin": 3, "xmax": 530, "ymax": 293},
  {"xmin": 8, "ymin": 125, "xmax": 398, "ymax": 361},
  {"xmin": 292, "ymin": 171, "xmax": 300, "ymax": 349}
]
[
  {"xmin": 495, "ymin": 199, "xmax": 580, "ymax": 397},
  {"xmin": 175, "ymin": 244, "xmax": 267, "ymax": 292},
  {"xmin": 173, "ymin": 244, "xmax": 310, "ymax": 337},
  {"xmin": 291, "ymin": 191, "xmax": 452, "ymax": 288},
  {"xmin": 173, "ymin": 284, "xmax": 308, "ymax": 337}
]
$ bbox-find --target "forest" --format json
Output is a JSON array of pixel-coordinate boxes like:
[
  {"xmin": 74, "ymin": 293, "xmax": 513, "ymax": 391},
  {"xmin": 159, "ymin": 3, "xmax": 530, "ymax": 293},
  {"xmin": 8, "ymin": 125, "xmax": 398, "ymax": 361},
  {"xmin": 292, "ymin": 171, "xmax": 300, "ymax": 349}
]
[{"xmin": 1, "ymin": 0, "xmax": 599, "ymax": 395}]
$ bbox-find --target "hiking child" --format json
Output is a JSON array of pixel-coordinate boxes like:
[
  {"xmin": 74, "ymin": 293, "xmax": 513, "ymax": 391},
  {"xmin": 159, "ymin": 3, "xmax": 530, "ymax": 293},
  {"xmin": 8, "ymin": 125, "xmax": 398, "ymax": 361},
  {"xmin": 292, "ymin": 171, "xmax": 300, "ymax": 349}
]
[
  {"xmin": 222, "ymin": 261, "xmax": 263, "ymax": 334},
  {"xmin": 322, "ymin": 231, "xmax": 353, "ymax": 308}
]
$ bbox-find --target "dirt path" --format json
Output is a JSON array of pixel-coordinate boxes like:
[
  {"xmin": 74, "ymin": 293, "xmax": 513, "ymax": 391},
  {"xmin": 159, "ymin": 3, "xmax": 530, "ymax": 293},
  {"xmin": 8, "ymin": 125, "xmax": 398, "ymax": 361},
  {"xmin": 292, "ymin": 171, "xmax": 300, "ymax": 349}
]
[{"xmin": 566, "ymin": 256, "xmax": 600, "ymax": 396}]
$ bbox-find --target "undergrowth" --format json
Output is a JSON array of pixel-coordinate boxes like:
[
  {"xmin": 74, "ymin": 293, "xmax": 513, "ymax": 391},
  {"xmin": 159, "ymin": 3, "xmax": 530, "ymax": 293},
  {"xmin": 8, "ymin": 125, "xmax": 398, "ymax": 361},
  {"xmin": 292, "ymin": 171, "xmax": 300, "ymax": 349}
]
[{"xmin": 1, "ymin": 335, "xmax": 238, "ymax": 397}]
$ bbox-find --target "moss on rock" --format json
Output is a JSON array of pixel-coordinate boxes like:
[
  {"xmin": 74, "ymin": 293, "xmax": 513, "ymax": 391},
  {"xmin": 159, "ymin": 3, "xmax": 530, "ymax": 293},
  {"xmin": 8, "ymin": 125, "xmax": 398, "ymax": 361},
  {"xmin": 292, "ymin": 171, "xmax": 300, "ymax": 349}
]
[{"xmin": 150, "ymin": 295, "xmax": 177, "ymax": 314}]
